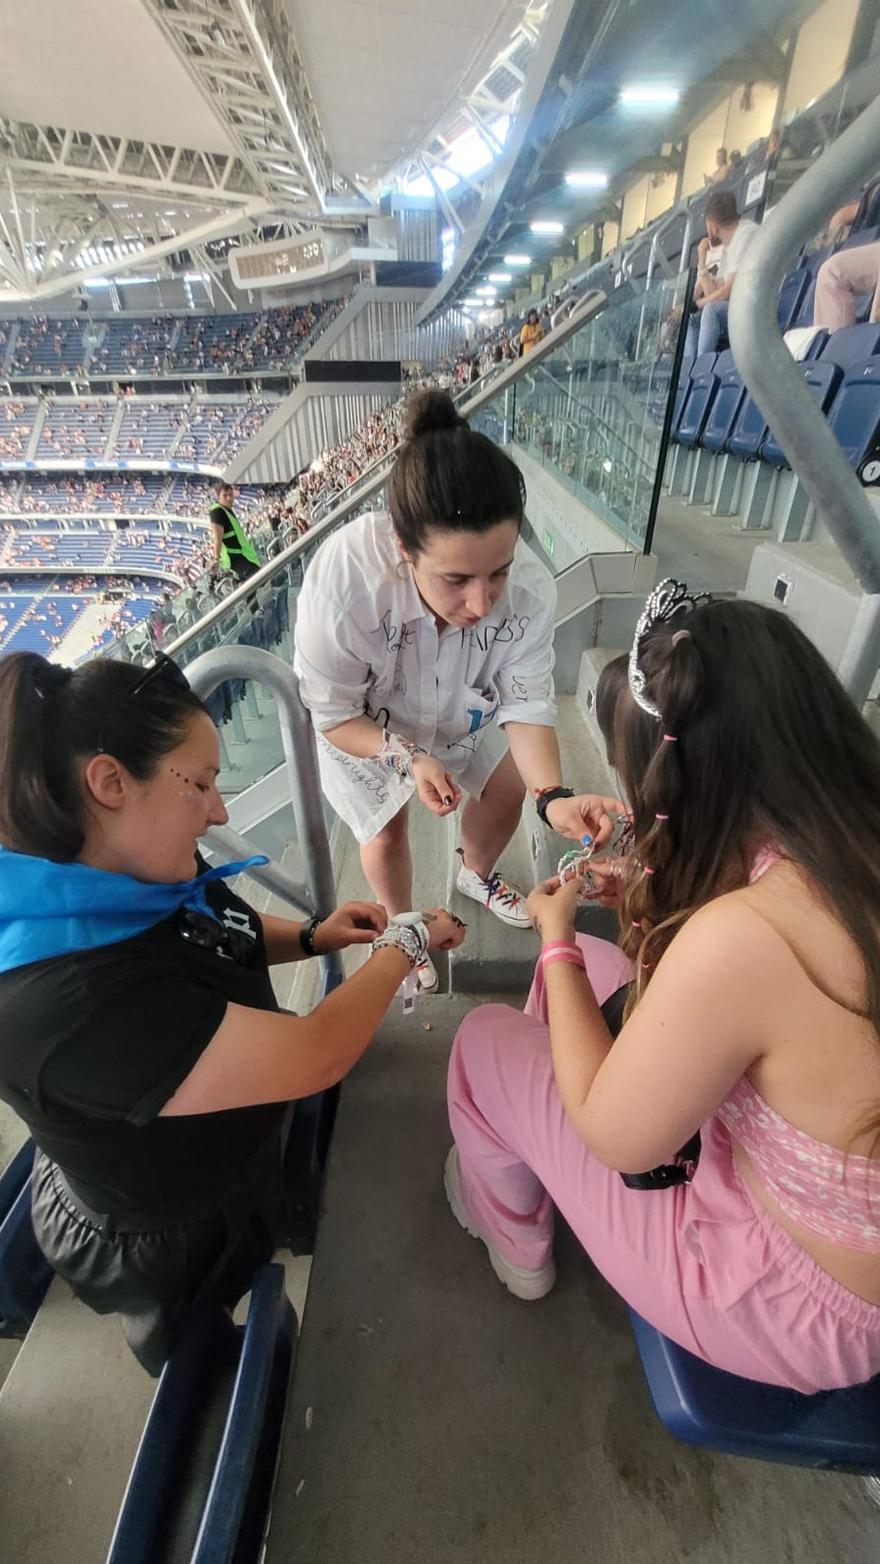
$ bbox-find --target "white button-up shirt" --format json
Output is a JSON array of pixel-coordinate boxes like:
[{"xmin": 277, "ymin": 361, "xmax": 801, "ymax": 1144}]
[{"xmin": 293, "ymin": 511, "xmax": 558, "ymax": 842}]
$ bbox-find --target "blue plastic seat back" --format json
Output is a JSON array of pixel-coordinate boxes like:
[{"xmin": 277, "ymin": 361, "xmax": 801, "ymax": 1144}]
[
  {"xmin": 107, "ymin": 1263, "xmax": 297, "ymax": 1564},
  {"xmin": 762, "ymin": 361, "xmax": 843, "ymax": 466},
  {"xmin": 669, "ymin": 356, "xmax": 694, "ymax": 440},
  {"xmin": 821, "ymin": 322, "xmax": 880, "ymax": 369},
  {"xmin": 676, "ymin": 360, "xmax": 720, "ymax": 448},
  {"xmin": 826, "ymin": 355, "xmax": 880, "ymax": 474},
  {"xmin": 629, "ymin": 1310, "xmax": 880, "ymax": 1472},
  {"xmin": 777, "ymin": 271, "xmax": 808, "ymax": 332},
  {"xmin": 728, "ymin": 384, "xmax": 769, "ymax": 459},
  {"xmin": 700, "ymin": 353, "xmax": 745, "ymax": 453}
]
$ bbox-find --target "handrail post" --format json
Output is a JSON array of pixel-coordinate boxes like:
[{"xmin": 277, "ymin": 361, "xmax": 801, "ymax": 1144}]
[
  {"xmin": 185, "ymin": 645, "xmax": 343, "ymax": 989},
  {"xmin": 728, "ymin": 93, "xmax": 880, "ymax": 702}
]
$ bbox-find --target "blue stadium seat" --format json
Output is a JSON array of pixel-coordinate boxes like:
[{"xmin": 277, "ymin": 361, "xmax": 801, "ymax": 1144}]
[
  {"xmin": 761, "ymin": 360, "xmax": 843, "ymax": 467},
  {"xmin": 669, "ymin": 356, "xmax": 694, "ymax": 439},
  {"xmin": 826, "ymin": 355, "xmax": 880, "ymax": 479},
  {"xmin": 821, "ymin": 322, "xmax": 880, "ymax": 368},
  {"xmin": 727, "ymin": 385, "xmax": 770, "ymax": 460},
  {"xmin": 699, "ymin": 352, "xmax": 745, "ymax": 453},
  {"xmin": 629, "ymin": 1311, "xmax": 880, "ymax": 1472},
  {"xmin": 777, "ymin": 270, "xmax": 809, "ymax": 332},
  {"xmin": 675, "ymin": 353, "xmax": 720, "ymax": 448},
  {"xmin": 107, "ymin": 1262, "xmax": 296, "ymax": 1564},
  {"xmin": 0, "ymin": 1140, "xmax": 53, "ymax": 1338}
]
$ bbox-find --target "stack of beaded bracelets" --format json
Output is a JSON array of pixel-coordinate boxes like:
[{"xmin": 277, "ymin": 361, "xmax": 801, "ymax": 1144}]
[
  {"xmin": 375, "ymin": 729, "xmax": 428, "ymax": 781},
  {"xmin": 371, "ymin": 920, "xmax": 429, "ymax": 969},
  {"xmin": 539, "ymin": 940, "xmax": 585, "ymax": 972}
]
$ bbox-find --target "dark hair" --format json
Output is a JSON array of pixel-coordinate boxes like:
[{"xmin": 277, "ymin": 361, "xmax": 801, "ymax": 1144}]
[
  {"xmin": 527, "ymin": 309, "xmax": 539, "ymax": 323},
  {"xmin": 388, "ymin": 388, "xmax": 526, "ymax": 555},
  {"xmin": 0, "ymin": 653, "xmax": 208, "ymax": 862},
  {"xmin": 216, "ymin": 480, "xmax": 233, "ymax": 495},
  {"xmin": 596, "ymin": 600, "xmax": 880, "ymax": 1089},
  {"xmin": 705, "ymin": 189, "xmax": 739, "ymax": 226}
]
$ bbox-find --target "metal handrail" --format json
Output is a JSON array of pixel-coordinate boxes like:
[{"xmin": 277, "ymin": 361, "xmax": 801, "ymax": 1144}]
[
  {"xmin": 728, "ymin": 91, "xmax": 880, "ymax": 701},
  {"xmin": 184, "ymin": 644, "xmax": 342, "ymax": 988},
  {"xmin": 163, "ymin": 287, "xmax": 609, "ymax": 661}
]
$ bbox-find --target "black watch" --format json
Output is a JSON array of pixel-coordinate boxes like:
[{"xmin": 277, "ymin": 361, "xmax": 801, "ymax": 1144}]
[{"xmin": 535, "ymin": 786, "xmax": 575, "ymax": 826}]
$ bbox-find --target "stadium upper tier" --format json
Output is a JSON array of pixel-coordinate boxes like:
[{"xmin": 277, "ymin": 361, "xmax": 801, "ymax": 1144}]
[
  {"xmin": 1, "ymin": 300, "xmax": 338, "ymax": 380},
  {"xmin": 0, "ymin": 393, "xmax": 279, "ymax": 469},
  {"xmin": 0, "ymin": 520, "xmax": 207, "ymax": 577},
  {"xmin": 0, "ymin": 473, "xmax": 267, "ymax": 517}
]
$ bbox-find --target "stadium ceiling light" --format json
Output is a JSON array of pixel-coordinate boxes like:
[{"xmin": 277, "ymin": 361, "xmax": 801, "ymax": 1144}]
[
  {"xmin": 487, "ymin": 272, "xmax": 512, "ymax": 282},
  {"xmin": 503, "ymin": 253, "xmax": 531, "ymax": 266},
  {"xmin": 619, "ymin": 84, "xmax": 680, "ymax": 108},
  {"xmin": 475, "ymin": 285, "xmax": 497, "ymax": 296},
  {"xmin": 530, "ymin": 221, "xmax": 564, "ymax": 235},
  {"xmin": 564, "ymin": 170, "xmax": 608, "ymax": 189}
]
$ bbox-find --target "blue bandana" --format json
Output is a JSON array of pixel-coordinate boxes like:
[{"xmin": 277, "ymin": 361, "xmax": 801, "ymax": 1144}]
[{"xmin": 0, "ymin": 847, "xmax": 269, "ymax": 975}]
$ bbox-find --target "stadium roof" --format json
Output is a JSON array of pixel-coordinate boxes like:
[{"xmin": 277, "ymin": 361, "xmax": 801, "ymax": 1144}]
[{"xmin": 0, "ymin": 0, "xmax": 544, "ymax": 303}]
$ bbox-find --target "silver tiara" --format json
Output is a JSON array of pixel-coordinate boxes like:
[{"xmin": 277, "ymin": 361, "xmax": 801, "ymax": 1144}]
[{"xmin": 628, "ymin": 578, "xmax": 709, "ymax": 719}]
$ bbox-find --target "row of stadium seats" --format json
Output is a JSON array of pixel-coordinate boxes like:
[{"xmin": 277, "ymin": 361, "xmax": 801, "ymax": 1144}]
[
  {"xmin": 0, "ymin": 524, "xmax": 206, "ymax": 573},
  {"xmin": 0, "ymin": 473, "xmax": 267, "ymax": 517},
  {"xmin": 4, "ymin": 300, "xmax": 334, "ymax": 378},
  {"xmin": 0, "ymin": 393, "xmax": 279, "ymax": 465},
  {"xmin": 671, "ymin": 322, "xmax": 880, "ymax": 478}
]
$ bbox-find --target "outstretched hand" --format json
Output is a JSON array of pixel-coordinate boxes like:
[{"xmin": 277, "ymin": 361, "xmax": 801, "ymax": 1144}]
[
  {"xmin": 412, "ymin": 754, "xmax": 462, "ymax": 817},
  {"xmin": 543, "ymin": 792, "xmax": 626, "ymax": 846}
]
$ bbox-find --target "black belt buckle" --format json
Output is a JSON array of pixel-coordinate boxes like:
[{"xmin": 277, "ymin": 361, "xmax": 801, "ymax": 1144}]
[{"xmin": 620, "ymin": 1132, "xmax": 701, "ymax": 1191}]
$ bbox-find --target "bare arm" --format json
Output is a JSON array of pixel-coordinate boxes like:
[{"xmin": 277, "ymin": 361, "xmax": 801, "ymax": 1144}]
[
  {"xmin": 324, "ymin": 712, "xmax": 390, "ymax": 759},
  {"xmin": 160, "ymin": 945, "xmax": 411, "ymax": 1114},
  {"xmin": 260, "ymin": 901, "xmax": 385, "ymax": 965},
  {"xmin": 504, "ymin": 721, "xmax": 563, "ymax": 793},
  {"xmin": 209, "ymin": 518, "xmax": 224, "ymax": 563}
]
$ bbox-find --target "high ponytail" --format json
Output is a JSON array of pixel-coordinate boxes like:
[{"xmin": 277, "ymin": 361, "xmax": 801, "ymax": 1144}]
[
  {"xmin": 0, "ymin": 653, "xmax": 207, "ymax": 862},
  {"xmin": 389, "ymin": 387, "xmax": 525, "ymax": 555}
]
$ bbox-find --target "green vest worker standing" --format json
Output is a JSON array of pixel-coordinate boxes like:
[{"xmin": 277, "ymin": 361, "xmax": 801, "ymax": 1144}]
[{"xmin": 209, "ymin": 482, "xmax": 261, "ymax": 582}]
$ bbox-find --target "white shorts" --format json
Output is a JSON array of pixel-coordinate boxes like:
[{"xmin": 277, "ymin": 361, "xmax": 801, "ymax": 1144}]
[{"xmin": 316, "ymin": 724, "xmax": 509, "ymax": 845}]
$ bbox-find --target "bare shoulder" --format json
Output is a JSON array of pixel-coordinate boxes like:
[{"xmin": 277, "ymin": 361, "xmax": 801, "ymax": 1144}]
[{"xmin": 663, "ymin": 887, "xmax": 802, "ymax": 986}]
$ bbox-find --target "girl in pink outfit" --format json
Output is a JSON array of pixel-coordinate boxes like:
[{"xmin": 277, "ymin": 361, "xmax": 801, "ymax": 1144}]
[{"xmin": 446, "ymin": 583, "xmax": 880, "ymax": 1393}]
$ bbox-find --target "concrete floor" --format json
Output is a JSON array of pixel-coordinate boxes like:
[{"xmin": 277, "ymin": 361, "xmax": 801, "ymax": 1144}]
[{"xmin": 265, "ymin": 992, "xmax": 880, "ymax": 1564}]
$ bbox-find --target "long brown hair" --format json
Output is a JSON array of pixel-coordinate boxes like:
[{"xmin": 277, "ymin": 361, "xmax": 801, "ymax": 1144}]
[{"xmin": 596, "ymin": 598, "xmax": 880, "ymax": 1039}]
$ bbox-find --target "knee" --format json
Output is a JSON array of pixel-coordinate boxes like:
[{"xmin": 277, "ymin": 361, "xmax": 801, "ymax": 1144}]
[{"xmin": 368, "ymin": 807, "xmax": 409, "ymax": 850}]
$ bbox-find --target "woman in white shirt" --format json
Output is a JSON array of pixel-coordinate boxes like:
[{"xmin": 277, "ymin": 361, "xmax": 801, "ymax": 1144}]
[{"xmin": 294, "ymin": 391, "xmax": 620, "ymax": 990}]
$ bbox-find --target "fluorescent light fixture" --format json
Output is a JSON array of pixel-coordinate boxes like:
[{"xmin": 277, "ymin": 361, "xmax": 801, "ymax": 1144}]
[
  {"xmin": 487, "ymin": 272, "xmax": 512, "ymax": 282},
  {"xmin": 620, "ymin": 84, "xmax": 680, "ymax": 108},
  {"xmin": 504, "ymin": 253, "xmax": 531, "ymax": 266},
  {"xmin": 530, "ymin": 220, "xmax": 564, "ymax": 235},
  {"xmin": 475, "ymin": 284, "xmax": 497, "ymax": 296},
  {"xmin": 564, "ymin": 170, "xmax": 608, "ymax": 189}
]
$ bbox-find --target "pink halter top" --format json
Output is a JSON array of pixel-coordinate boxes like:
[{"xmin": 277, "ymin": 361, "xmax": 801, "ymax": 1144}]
[{"xmin": 715, "ymin": 847, "xmax": 880, "ymax": 1254}]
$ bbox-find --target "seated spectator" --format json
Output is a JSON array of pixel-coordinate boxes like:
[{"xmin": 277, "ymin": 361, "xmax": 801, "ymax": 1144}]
[
  {"xmin": 445, "ymin": 585, "xmax": 880, "ymax": 1393},
  {"xmin": 686, "ymin": 190, "xmax": 760, "ymax": 356},
  {"xmin": 705, "ymin": 147, "xmax": 730, "ymax": 187},
  {"xmin": 0, "ymin": 651, "xmax": 465, "ymax": 1373},
  {"xmin": 811, "ymin": 189, "xmax": 880, "ymax": 330},
  {"xmin": 519, "ymin": 309, "xmax": 544, "ymax": 356}
]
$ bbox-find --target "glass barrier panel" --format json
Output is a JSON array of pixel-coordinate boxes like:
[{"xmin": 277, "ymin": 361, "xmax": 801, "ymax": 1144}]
[{"xmin": 470, "ymin": 274, "xmax": 689, "ymax": 564}]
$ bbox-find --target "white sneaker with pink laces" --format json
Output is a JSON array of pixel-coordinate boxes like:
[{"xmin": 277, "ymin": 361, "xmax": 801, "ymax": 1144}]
[{"xmin": 455, "ymin": 851, "xmax": 531, "ymax": 927}]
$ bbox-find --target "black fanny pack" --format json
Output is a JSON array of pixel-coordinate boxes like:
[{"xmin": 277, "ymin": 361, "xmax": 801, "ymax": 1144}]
[{"xmin": 600, "ymin": 984, "xmax": 702, "ymax": 1191}]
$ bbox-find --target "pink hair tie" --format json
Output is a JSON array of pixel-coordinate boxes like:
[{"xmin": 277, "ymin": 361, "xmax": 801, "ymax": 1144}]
[
  {"xmin": 541, "ymin": 941, "xmax": 580, "ymax": 957},
  {"xmin": 541, "ymin": 950, "xmax": 586, "ymax": 972},
  {"xmin": 654, "ymin": 813, "xmax": 669, "ymax": 821},
  {"xmin": 643, "ymin": 866, "xmax": 655, "ymax": 876},
  {"xmin": 631, "ymin": 919, "xmax": 642, "ymax": 928},
  {"xmin": 662, "ymin": 734, "xmax": 677, "ymax": 743}
]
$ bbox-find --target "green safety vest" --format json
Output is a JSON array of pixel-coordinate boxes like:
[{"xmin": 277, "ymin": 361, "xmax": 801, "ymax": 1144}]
[{"xmin": 213, "ymin": 505, "xmax": 260, "ymax": 571}]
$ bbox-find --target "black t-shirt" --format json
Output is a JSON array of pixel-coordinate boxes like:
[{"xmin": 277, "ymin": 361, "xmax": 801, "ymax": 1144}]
[{"xmin": 0, "ymin": 872, "xmax": 284, "ymax": 1220}]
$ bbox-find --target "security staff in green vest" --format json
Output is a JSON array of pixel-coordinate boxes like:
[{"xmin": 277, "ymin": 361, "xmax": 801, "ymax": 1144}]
[{"xmin": 209, "ymin": 483, "xmax": 261, "ymax": 583}]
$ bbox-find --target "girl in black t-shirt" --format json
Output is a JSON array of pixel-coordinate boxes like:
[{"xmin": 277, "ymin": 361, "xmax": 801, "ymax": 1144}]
[{"xmin": 0, "ymin": 651, "xmax": 464, "ymax": 1373}]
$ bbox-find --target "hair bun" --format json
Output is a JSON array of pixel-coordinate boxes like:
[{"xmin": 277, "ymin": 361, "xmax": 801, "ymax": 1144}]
[{"xmin": 404, "ymin": 388, "xmax": 467, "ymax": 441}]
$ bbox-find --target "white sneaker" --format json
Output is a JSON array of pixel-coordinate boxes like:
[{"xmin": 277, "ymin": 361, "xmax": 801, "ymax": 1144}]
[
  {"xmin": 443, "ymin": 1147, "xmax": 556, "ymax": 1301},
  {"xmin": 416, "ymin": 955, "xmax": 438, "ymax": 993},
  {"xmin": 455, "ymin": 852, "xmax": 531, "ymax": 927}
]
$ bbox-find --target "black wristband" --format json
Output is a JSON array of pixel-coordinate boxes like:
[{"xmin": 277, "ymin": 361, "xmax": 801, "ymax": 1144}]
[
  {"xmin": 299, "ymin": 915, "xmax": 321, "ymax": 958},
  {"xmin": 535, "ymin": 786, "xmax": 574, "ymax": 825}
]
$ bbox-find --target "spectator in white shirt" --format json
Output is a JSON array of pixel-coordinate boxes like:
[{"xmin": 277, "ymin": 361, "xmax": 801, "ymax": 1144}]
[
  {"xmin": 294, "ymin": 390, "xmax": 621, "ymax": 993},
  {"xmin": 687, "ymin": 191, "xmax": 760, "ymax": 358}
]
